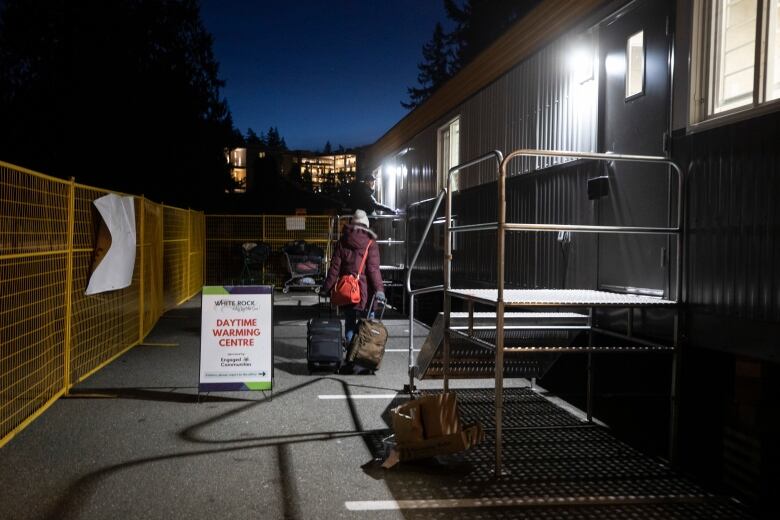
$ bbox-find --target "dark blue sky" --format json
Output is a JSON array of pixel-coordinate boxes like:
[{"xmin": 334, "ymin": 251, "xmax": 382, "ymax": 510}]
[{"xmin": 199, "ymin": 0, "xmax": 451, "ymax": 151}]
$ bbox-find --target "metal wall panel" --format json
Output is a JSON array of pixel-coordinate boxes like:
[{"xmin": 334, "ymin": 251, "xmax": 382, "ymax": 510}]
[
  {"xmin": 676, "ymin": 111, "xmax": 780, "ymax": 326},
  {"xmin": 368, "ymin": 0, "xmax": 608, "ymax": 164},
  {"xmin": 390, "ymin": 33, "xmax": 600, "ymax": 292},
  {"xmin": 457, "ymin": 37, "xmax": 598, "ymax": 190},
  {"xmin": 391, "ymin": 34, "xmax": 598, "ymax": 206},
  {"xmin": 393, "ymin": 26, "xmax": 673, "ymax": 302},
  {"xmin": 406, "ymin": 160, "xmax": 600, "ymax": 292}
]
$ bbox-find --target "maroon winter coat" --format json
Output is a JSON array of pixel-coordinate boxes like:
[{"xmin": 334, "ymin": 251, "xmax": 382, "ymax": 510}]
[{"xmin": 321, "ymin": 224, "xmax": 383, "ymax": 311}]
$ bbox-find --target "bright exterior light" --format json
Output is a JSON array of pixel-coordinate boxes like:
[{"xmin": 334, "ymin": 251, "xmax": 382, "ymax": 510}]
[
  {"xmin": 569, "ymin": 47, "xmax": 593, "ymax": 84},
  {"xmin": 605, "ymin": 52, "xmax": 626, "ymax": 78}
]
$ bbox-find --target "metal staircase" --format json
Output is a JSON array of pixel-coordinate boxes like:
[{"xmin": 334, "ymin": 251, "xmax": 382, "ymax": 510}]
[
  {"xmin": 415, "ymin": 311, "xmax": 587, "ymax": 379},
  {"xmin": 404, "ymin": 149, "xmax": 684, "ymax": 476}
]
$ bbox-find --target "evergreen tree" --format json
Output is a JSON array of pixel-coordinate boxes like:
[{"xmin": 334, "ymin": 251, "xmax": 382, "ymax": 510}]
[
  {"xmin": 323, "ymin": 141, "xmax": 332, "ymax": 154},
  {"xmin": 402, "ymin": 22, "xmax": 453, "ymax": 109},
  {"xmin": 0, "ymin": 0, "xmax": 238, "ymax": 209},
  {"xmin": 246, "ymin": 127, "xmax": 263, "ymax": 145},
  {"xmin": 445, "ymin": 0, "xmax": 541, "ymax": 74},
  {"xmin": 301, "ymin": 169, "xmax": 313, "ymax": 193},
  {"xmin": 265, "ymin": 126, "xmax": 287, "ymax": 151}
]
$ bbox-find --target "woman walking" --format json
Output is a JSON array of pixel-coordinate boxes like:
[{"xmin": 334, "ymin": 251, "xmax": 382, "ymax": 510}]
[{"xmin": 321, "ymin": 209, "xmax": 385, "ymax": 345}]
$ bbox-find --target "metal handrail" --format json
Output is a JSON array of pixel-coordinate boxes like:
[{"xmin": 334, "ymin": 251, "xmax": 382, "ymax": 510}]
[
  {"xmin": 404, "ymin": 190, "xmax": 446, "ymax": 391},
  {"xmin": 407, "ymin": 195, "xmax": 441, "ymax": 209},
  {"xmin": 480, "ymin": 148, "xmax": 685, "ymax": 475},
  {"xmin": 499, "ymin": 149, "xmax": 684, "ymax": 302},
  {"xmin": 405, "ymin": 190, "xmax": 446, "ymax": 294},
  {"xmin": 448, "ymin": 222, "xmax": 678, "ymax": 234},
  {"xmin": 445, "ymin": 150, "xmax": 505, "ymax": 292},
  {"xmin": 405, "ymin": 150, "xmax": 505, "ymax": 392}
]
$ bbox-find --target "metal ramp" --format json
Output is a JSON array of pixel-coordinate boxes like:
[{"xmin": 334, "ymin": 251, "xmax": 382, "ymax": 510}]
[
  {"xmin": 415, "ymin": 311, "xmax": 588, "ymax": 379},
  {"xmin": 403, "ymin": 149, "xmax": 685, "ymax": 476}
]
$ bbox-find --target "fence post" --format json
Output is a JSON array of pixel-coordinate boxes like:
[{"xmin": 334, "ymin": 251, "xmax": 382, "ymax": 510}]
[
  {"xmin": 261, "ymin": 215, "xmax": 266, "ymax": 284},
  {"xmin": 201, "ymin": 212, "xmax": 206, "ymax": 289},
  {"xmin": 186, "ymin": 209, "xmax": 192, "ymax": 300},
  {"xmin": 63, "ymin": 178, "xmax": 76, "ymax": 395},
  {"xmin": 138, "ymin": 196, "xmax": 145, "ymax": 342}
]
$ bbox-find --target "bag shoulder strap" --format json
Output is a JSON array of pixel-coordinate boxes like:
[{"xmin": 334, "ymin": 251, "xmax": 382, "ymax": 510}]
[{"xmin": 356, "ymin": 240, "xmax": 372, "ymax": 279}]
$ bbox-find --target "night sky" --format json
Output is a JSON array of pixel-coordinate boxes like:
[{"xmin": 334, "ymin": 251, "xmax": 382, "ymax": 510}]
[{"xmin": 199, "ymin": 0, "xmax": 451, "ymax": 152}]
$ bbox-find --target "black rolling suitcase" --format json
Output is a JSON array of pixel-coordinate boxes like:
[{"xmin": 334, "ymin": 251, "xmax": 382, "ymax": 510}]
[{"xmin": 306, "ymin": 309, "xmax": 343, "ymax": 374}]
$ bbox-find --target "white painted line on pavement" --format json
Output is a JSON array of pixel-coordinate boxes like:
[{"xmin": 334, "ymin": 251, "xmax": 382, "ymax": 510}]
[
  {"xmin": 318, "ymin": 394, "xmax": 408, "ymax": 400},
  {"xmin": 345, "ymin": 494, "xmax": 708, "ymax": 511}
]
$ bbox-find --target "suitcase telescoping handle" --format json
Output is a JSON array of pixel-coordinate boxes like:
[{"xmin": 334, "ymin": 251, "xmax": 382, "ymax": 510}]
[
  {"xmin": 367, "ymin": 293, "xmax": 387, "ymax": 321},
  {"xmin": 318, "ymin": 292, "xmax": 335, "ymax": 317}
]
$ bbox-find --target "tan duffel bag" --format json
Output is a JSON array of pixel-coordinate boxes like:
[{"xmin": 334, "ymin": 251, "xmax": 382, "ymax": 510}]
[{"xmin": 347, "ymin": 297, "xmax": 388, "ymax": 370}]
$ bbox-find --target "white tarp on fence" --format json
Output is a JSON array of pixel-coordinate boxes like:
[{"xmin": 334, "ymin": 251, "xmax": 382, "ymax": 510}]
[{"xmin": 85, "ymin": 194, "xmax": 136, "ymax": 295}]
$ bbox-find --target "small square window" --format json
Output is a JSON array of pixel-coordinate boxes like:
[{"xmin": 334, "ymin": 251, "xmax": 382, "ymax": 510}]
[{"xmin": 626, "ymin": 31, "xmax": 645, "ymax": 99}]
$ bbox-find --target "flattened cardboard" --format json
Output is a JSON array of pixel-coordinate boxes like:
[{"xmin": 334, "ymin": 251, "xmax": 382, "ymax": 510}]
[
  {"xmin": 420, "ymin": 392, "xmax": 460, "ymax": 438},
  {"xmin": 385, "ymin": 392, "xmax": 483, "ymax": 467},
  {"xmin": 391, "ymin": 404, "xmax": 424, "ymax": 444},
  {"xmin": 397, "ymin": 423, "xmax": 484, "ymax": 461}
]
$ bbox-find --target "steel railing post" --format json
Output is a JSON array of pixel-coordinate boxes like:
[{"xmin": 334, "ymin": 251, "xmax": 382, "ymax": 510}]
[
  {"xmin": 139, "ymin": 196, "xmax": 145, "ymax": 341},
  {"xmin": 63, "ymin": 177, "xmax": 76, "ymax": 394},
  {"xmin": 495, "ymin": 155, "xmax": 508, "ymax": 477}
]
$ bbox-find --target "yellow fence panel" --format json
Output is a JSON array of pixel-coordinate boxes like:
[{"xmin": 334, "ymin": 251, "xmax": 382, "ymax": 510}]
[
  {"xmin": 204, "ymin": 214, "xmax": 333, "ymax": 287},
  {"xmin": 68, "ymin": 184, "xmax": 141, "ymax": 385},
  {"xmin": 204, "ymin": 215, "xmax": 264, "ymax": 285},
  {"xmin": 163, "ymin": 206, "xmax": 191, "ymax": 309},
  {"xmin": 141, "ymin": 200, "xmax": 164, "ymax": 339},
  {"xmin": 1, "ymin": 160, "xmax": 204, "ymax": 448},
  {"xmin": 0, "ymin": 162, "xmax": 70, "ymax": 445},
  {"xmin": 188, "ymin": 210, "xmax": 205, "ymax": 298},
  {"xmin": 263, "ymin": 214, "xmax": 332, "ymax": 251}
]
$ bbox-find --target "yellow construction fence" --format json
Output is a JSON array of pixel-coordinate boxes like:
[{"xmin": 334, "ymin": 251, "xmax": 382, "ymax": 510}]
[
  {"xmin": 204, "ymin": 214, "xmax": 333, "ymax": 287},
  {"xmin": 0, "ymin": 160, "xmax": 203, "ymax": 448}
]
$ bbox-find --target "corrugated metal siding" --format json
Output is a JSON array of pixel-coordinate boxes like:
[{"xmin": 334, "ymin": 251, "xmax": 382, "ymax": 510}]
[
  {"xmin": 390, "ymin": 33, "xmax": 599, "ymax": 208},
  {"xmin": 459, "ymin": 37, "xmax": 598, "ymax": 190},
  {"xmin": 393, "ymin": 29, "xmax": 601, "ymax": 292},
  {"xmin": 367, "ymin": 0, "xmax": 609, "ymax": 165},
  {"xmin": 450, "ymin": 161, "xmax": 599, "ymax": 290},
  {"xmin": 677, "ymin": 111, "xmax": 780, "ymax": 324}
]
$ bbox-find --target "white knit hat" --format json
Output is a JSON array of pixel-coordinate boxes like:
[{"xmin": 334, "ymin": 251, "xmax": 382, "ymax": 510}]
[{"xmin": 352, "ymin": 209, "xmax": 370, "ymax": 228}]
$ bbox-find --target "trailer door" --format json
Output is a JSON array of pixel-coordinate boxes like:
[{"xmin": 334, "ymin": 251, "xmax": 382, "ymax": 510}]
[{"xmin": 597, "ymin": 0, "xmax": 674, "ymax": 297}]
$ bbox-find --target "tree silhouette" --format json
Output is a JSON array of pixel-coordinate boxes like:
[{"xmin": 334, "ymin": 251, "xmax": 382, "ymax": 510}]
[
  {"xmin": 402, "ymin": 22, "xmax": 453, "ymax": 109},
  {"xmin": 402, "ymin": 1, "xmax": 542, "ymax": 109},
  {"xmin": 0, "ymin": 0, "xmax": 238, "ymax": 209},
  {"xmin": 445, "ymin": 0, "xmax": 541, "ymax": 75},
  {"xmin": 323, "ymin": 141, "xmax": 332, "ymax": 154},
  {"xmin": 265, "ymin": 126, "xmax": 287, "ymax": 152},
  {"xmin": 246, "ymin": 128, "xmax": 263, "ymax": 146}
]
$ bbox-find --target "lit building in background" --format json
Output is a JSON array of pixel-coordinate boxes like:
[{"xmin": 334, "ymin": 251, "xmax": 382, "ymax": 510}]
[
  {"xmin": 225, "ymin": 145, "xmax": 267, "ymax": 193},
  {"xmin": 226, "ymin": 147, "xmax": 247, "ymax": 192},
  {"xmin": 299, "ymin": 153, "xmax": 357, "ymax": 192},
  {"xmin": 224, "ymin": 146, "xmax": 360, "ymax": 194}
]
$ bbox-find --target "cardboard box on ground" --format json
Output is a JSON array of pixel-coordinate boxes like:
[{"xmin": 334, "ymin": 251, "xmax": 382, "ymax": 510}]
[{"xmin": 383, "ymin": 392, "xmax": 484, "ymax": 468}]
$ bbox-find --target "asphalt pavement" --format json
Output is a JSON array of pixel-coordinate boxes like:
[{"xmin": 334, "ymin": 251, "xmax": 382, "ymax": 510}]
[{"xmin": 0, "ymin": 292, "xmax": 754, "ymax": 519}]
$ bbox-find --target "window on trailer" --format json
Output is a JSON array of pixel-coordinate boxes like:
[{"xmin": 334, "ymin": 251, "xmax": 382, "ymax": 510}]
[
  {"xmin": 438, "ymin": 117, "xmax": 460, "ymax": 192},
  {"xmin": 691, "ymin": 0, "xmax": 780, "ymax": 123}
]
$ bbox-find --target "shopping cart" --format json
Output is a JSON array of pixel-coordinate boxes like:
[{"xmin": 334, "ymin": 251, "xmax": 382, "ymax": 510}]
[
  {"xmin": 239, "ymin": 242, "xmax": 271, "ymax": 284},
  {"xmin": 281, "ymin": 241, "xmax": 324, "ymax": 293}
]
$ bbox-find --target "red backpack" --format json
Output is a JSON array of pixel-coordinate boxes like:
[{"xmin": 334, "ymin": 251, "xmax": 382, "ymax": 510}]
[{"xmin": 331, "ymin": 241, "xmax": 372, "ymax": 306}]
